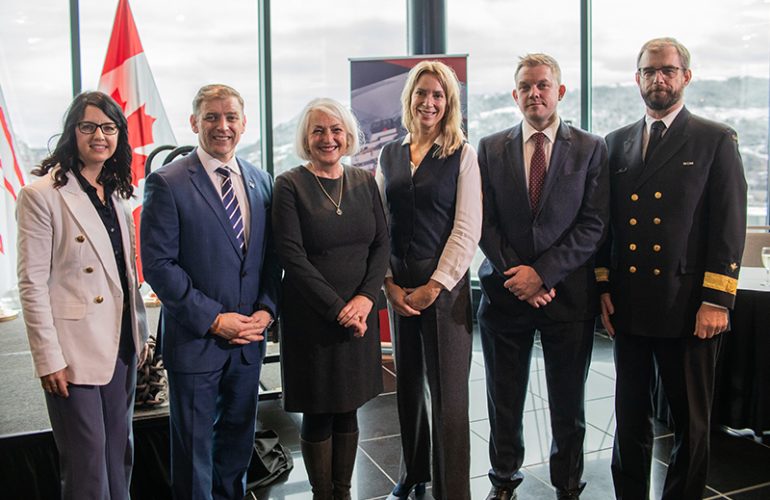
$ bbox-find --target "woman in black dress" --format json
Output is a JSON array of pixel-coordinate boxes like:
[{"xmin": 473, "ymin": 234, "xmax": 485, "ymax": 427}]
[
  {"xmin": 376, "ymin": 60, "xmax": 482, "ymax": 500},
  {"xmin": 273, "ymin": 97, "xmax": 389, "ymax": 499}
]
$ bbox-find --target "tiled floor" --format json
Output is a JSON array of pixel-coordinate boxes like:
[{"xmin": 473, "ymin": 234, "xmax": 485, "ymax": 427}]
[{"xmin": 250, "ymin": 331, "xmax": 770, "ymax": 500}]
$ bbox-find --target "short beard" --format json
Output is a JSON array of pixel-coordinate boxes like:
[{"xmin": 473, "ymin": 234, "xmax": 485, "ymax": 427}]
[{"xmin": 642, "ymin": 87, "xmax": 682, "ymax": 111}]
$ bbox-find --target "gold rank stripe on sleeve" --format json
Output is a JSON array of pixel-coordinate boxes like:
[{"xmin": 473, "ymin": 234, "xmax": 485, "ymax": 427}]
[
  {"xmin": 702, "ymin": 272, "xmax": 738, "ymax": 295},
  {"xmin": 595, "ymin": 267, "xmax": 610, "ymax": 282}
]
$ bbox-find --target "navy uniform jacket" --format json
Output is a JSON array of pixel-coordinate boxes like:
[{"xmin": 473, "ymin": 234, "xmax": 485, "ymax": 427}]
[
  {"xmin": 478, "ymin": 120, "xmax": 609, "ymax": 324},
  {"xmin": 596, "ymin": 107, "xmax": 747, "ymax": 338}
]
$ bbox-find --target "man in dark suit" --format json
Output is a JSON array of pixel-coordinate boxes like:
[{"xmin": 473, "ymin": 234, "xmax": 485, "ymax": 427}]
[
  {"xmin": 477, "ymin": 54, "xmax": 609, "ymax": 500},
  {"xmin": 141, "ymin": 84, "xmax": 281, "ymax": 499},
  {"xmin": 597, "ymin": 38, "xmax": 747, "ymax": 500}
]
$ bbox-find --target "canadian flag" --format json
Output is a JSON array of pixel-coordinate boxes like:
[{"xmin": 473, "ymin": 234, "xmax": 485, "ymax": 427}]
[
  {"xmin": 98, "ymin": 0, "xmax": 176, "ymax": 282},
  {"xmin": 0, "ymin": 83, "xmax": 26, "ymax": 300}
]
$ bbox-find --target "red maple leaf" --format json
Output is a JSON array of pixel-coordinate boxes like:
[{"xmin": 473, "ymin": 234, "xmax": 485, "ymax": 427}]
[{"xmin": 110, "ymin": 88, "xmax": 156, "ymax": 185}]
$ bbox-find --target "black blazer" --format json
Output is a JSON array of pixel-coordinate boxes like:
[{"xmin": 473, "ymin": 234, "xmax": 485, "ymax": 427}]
[
  {"xmin": 596, "ymin": 107, "xmax": 747, "ymax": 338},
  {"xmin": 478, "ymin": 120, "xmax": 609, "ymax": 323}
]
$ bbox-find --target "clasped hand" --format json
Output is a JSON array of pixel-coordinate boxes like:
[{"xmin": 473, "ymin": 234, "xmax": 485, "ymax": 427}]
[
  {"xmin": 503, "ymin": 265, "xmax": 555, "ymax": 308},
  {"xmin": 337, "ymin": 295, "xmax": 373, "ymax": 338},
  {"xmin": 384, "ymin": 278, "xmax": 443, "ymax": 317},
  {"xmin": 211, "ymin": 311, "xmax": 272, "ymax": 345}
]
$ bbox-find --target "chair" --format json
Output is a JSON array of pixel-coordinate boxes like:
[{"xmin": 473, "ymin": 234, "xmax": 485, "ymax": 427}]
[{"xmin": 741, "ymin": 226, "xmax": 770, "ymax": 268}]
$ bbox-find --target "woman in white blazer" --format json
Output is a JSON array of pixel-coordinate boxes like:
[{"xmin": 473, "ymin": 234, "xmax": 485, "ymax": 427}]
[{"xmin": 16, "ymin": 91, "xmax": 149, "ymax": 500}]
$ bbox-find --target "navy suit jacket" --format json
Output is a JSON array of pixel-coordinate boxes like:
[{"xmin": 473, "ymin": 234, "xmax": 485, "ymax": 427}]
[
  {"xmin": 141, "ymin": 149, "xmax": 281, "ymax": 372},
  {"xmin": 477, "ymin": 120, "xmax": 609, "ymax": 323}
]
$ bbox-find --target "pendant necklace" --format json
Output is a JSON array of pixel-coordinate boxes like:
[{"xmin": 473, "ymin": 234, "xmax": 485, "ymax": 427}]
[{"xmin": 308, "ymin": 163, "xmax": 344, "ymax": 215}]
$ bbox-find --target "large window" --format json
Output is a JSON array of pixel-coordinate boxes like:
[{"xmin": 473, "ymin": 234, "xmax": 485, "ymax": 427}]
[
  {"xmin": 448, "ymin": 0, "xmax": 581, "ymax": 277},
  {"xmin": 0, "ymin": 2, "xmax": 72, "ymax": 174},
  {"xmin": 592, "ymin": 0, "xmax": 770, "ymax": 225},
  {"xmin": 270, "ymin": 1, "xmax": 407, "ymax": 176},
  {"xmin": 79, "ymin": 0, "xmax": 262, "ymax": 167},
  {"xmin": 448, "ymin": 0, "xmax": 581, "ymax": 148}
]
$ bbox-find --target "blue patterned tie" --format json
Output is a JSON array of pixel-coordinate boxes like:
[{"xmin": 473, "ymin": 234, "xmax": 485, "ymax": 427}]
[{"xmin": 215, "ymin": 167, "xmax": 245, "ymax": 253}]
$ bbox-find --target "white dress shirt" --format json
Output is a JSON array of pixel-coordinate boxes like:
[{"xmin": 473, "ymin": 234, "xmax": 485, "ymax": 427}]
[
  {"xmin": 197, "ymin": 147, "xmax": 251, "ymax": 246},
  {"xmin": 521, "ymin": 117, "xmax": 561, "ymax": 188},
  {"xmin": 376, "ymin": 134, "xmax": 483, "ymax": 291}
]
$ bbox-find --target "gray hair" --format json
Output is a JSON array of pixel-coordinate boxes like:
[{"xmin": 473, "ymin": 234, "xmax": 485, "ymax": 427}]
[{"xmin": 294, "ymin": 98, "xmax": 362, "ymax": 161}]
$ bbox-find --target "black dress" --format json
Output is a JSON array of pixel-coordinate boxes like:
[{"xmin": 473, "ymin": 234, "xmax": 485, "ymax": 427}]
[{"xmin": 273, "ymin": 165, "xmax": 389, "ymax": 413}]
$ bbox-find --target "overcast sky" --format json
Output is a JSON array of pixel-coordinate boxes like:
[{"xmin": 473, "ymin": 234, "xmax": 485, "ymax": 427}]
[{"xmin": 1, "ymin": 0, "xmax": 768, "ymax": 149}]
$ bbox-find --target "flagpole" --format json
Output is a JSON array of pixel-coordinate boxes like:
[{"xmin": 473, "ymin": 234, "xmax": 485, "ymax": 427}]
[{"xmin": 69, "ymin": 0, "xmax": 82, "ymax": 96}]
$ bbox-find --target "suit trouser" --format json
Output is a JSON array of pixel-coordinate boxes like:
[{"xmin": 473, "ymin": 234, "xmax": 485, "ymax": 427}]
[
  {"xmin": 479, "ymin": 308, "xmax": 594, "ymax": 493},
  {"xmin": 167, "ymin": 344, "xmax": 264, "ymax": 500},
  {"xmin": 45, "ymin": 351, "xmax": 136, "ymax": 500},
  {"xmin": 612, "ymin": 333, "xmax": 721, "ymax": 500},
  {"xmin": 391, "ymin": 261, "xmax": 473, "ymax": 500}
]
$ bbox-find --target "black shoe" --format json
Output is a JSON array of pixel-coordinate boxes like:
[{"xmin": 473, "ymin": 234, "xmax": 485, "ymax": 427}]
[
  {"xmin": 486, "ymin": 486, "xmax": 516, "ymax": 500},
  {"xmin": 386, "ymin": 482, "xmax": 426, "ymax": 500}
]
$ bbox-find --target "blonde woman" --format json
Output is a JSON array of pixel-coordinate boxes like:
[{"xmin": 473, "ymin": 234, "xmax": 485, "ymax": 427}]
[{"xmin": 376, "ymin": 61, "xmax": 482, "ymax": 500}]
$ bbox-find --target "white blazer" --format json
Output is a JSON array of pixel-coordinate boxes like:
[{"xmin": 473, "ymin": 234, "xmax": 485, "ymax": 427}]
[{"xmin": 16, "ymin": 169, "xmax": 149, "ymax": 385}]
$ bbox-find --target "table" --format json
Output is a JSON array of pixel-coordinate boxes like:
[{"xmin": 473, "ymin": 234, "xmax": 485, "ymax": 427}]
[{"xmin": 712, "ymin": 267, "xmax": 770, "ymax": 435}]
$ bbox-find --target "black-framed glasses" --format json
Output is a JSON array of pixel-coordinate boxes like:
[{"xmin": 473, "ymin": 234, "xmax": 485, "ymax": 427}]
[
  {"xmin": 638, "ymin": 66, "xmax": 681, "ymax": 80},
  {"xmin": 77, "ymin": 121, "xmax": 119, "ymax": 135}
]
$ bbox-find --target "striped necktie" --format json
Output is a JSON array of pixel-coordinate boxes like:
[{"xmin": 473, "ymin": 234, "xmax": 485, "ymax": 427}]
[{"xmin": 215, "ymin": 167, "xmax": 245, "ymax": 253}]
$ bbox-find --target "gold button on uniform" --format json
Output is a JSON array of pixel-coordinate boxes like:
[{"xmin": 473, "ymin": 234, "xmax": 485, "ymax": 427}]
[
  {"xmin": 654, "ymin": 192, "xmax": 662, "ymax": 199},
  {"xmin": 653, "ymin": 269, "xmax": 661, "ymax": 276},
  {"xmin": 76, "ymin": 235, "xmax": 85, "ymax": 243},
  {"xmin": 629, "ymin": 243, "xmax": 637, "ymax": 251},
  {"xmin": 84, "ymin": 267, "xmax": 94, "ymax": 273},
  {"xmin": 94, "ymin": 296, "xmax": 104, "ymax": 304},
  {"xmin": 629, "ymin": 266, "xmax": 637, "ymax": 273},
  {"xmin": 631, "ymin": 194, "xmax": 639, "ymax": 201},
  {"xmin": 629, "ymin": 218, "xmax": 638, "ymax": 226},
  {"xmin": 653, "ymin": 217, "xmax": 661, "ymax": 225},
  {"xmin": 653, "ymin": 244, "xmax": 661, "ymax": 252}
]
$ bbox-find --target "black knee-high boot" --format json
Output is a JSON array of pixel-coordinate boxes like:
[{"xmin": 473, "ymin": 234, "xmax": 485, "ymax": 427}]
[
  {"xmin": 301, "ymin": 437, "xmax": 334, "ymax": 499},
  {"xmin": 332, "ymin": 431, "xmax": 359, "ymax": 500}
]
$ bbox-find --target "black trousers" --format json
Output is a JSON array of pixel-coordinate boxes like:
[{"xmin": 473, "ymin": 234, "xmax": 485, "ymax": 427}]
[
  {"xmin": 612, "ymin": 333, "xmax": 722, "ymax": 500},
  {"xmin": 390, "ymin": 258, "xmax": 473, "ymax": 500},
  {"xmin": 478, "ymin": 303, "xmax": 594, "ymax": 494}
]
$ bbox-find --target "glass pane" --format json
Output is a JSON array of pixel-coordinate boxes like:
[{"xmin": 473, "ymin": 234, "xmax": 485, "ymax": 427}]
[
  {"xmin": 270, "ymin": 1, "xmax": 406, "ymax": 176},
  {"xmin": 79, "ymin": 0, "xmax": 262, "ymax": 167},
  {"xmin": 448, "ymin": 0, "xmax": 581, "ymax": 278},
  {"xmin": 592, "ymin": 0, "xmax": 770, "ymax": 224},
  {"xmin": 0, "ymin": 2, "xmax": 72, "ymax": 173}
]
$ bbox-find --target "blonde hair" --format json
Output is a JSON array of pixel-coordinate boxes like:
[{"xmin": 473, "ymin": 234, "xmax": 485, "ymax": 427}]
[
  {"xmin": 515, "ymin": 53, "xmax": 562, "ymax": 85},
  {"xmin": 294, "ymin": 97, "xmax": 362, "ymax": 161},
  {"xmin": 400, "ymin": 60, "xmax": 465, "ymax": 159}
]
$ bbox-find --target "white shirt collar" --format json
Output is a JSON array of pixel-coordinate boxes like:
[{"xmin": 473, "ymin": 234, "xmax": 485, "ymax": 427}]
[
  {"xmin": 401, "ymin": 132, "xmax": 444, "ymax": 147},
  {"xmin": 196, "ymin": 147, "xmax": 241, "ymax": 177},
  {"xmin": 522, "ymin": 117, "xmax": 560, "ymax": 144},
  {"xmin": 645, "ymin": 103, "xmax": 684, "ymax": 132}
]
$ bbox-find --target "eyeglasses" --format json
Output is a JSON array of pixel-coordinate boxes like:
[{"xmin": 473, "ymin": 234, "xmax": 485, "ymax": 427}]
[
  {"xmin": 77, "ymin": 121, "xmax": 119, "ymax": 135},
  {"xmin": 638, "ymin": 66, "xmax": 682, "ymax": 80}
]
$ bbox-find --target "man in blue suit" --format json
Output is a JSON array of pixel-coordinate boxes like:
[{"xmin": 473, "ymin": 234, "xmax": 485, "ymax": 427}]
[
  {"xmin": 477, "ymin": 54, "xmax": 609, "ymax": 500},
  {"xmin": 141, "ymin": 84, "xmax": 281, "ymax": 500}
]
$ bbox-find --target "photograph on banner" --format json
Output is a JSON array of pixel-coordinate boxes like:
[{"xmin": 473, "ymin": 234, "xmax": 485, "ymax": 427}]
[{"xmin": 350, "ymin": 55, "xmax": 467, "ymax": 173}]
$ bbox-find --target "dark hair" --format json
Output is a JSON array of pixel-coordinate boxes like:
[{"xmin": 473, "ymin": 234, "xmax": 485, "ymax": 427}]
[{"xmin": 33, "ymin": 91, "xmax": 133, "ymax": 199}]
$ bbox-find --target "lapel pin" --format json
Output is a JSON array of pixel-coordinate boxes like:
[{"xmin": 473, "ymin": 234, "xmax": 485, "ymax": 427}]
[
  {"xmin": 682, "ymin": 161, "xmax": 694, "ymax": 166},
  {"xmin": 248, "ymin": 180, "xmax": 256, "ymax": 189}
]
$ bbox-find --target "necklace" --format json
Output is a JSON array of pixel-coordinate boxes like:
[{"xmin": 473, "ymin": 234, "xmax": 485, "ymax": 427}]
[{"xmin": 307, "ymin": 163, "xmax": 344, "ymax": 215}]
